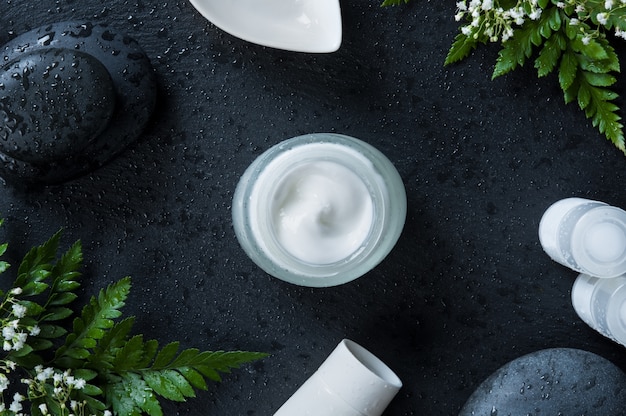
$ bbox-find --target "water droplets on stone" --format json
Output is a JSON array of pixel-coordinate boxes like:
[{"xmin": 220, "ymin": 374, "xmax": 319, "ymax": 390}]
[{"xmin": 0, "ymin": 21, "xmax": 157, "ymax": 185}]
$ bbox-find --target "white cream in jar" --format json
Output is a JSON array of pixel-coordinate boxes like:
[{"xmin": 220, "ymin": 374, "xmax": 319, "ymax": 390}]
[
  {"xmin": 232, "ymin": 133, "xmax": 406, "ymax": 287},
  {"xmin": 269, "ymin": 158, "xmax": 374, "ymax": 264}
]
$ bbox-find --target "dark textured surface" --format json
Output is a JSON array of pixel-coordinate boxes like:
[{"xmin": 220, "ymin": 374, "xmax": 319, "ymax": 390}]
[
  {"xmin": 0, "ymin": 1, "xmax": 626, "ymax": 415},
  {"xmin": 459, "ymin": 348, "xmax": 626, "ymax": 415}
]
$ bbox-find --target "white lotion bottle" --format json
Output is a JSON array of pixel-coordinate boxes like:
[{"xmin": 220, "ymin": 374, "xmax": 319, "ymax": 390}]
[
  {"xmin": 538, "ymin": 198, "xmax": 626, "ymax": 278},
  {"xmin": 571, "ymin": 273, "xmax": 626, "ymax": 347},
  {"xmin": 273, "ymin": 339, "xmax": 402, "ymax": 416}
]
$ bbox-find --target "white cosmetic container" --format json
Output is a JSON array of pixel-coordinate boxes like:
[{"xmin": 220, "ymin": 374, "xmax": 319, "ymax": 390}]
[
  {"xmin": 273, "ymin": 339, "xmax": 402, "ymax": 416},
  {"xmin": 571, "ymin": 273, "xmax": 626, "ymax": 347},
  {"xmin": 232, "ymin": 133, "xmax": 406, "ymax": 287},
  {"xmin": 538, "ymin": 198, "xmax": 626, "ymax": 278}
]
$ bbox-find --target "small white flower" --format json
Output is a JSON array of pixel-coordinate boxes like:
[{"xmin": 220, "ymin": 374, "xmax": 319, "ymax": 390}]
[
  {"xmin": 461, "ymin": 25, "xmax": 473, "ymax": 36},
  {"xmin": 3, "ymin": 325, "xmax": 15, "ymax": 339},
  {"xmin": 9, "ymin": 401, "xmax": 22, "ymax": 413},
  {"xmin": 481, "ymin": 0, "xmax": 493, "ymax": 10},
  {"xmin": 73, "ymin": 378, "xmax": 86, "ymax": 389},
  {"xmin": 29, "ymin": 325, "xmax": 40, "ymax": 336},
  {"xmin": 39, "ymin": 403, "xmax": 49, "ymax": 415},
  {"xmin": 502, "ymin": 28, "xmax": 514, "ymax": 41},
  {"xmin": 52, "ymin": 372, "xmax": 63, "ymax": 383},
  {"xmin": 3, "ymin": 341, "xmax": 12, "ymax": 351},
  {"xmin": 11, "ymin": 303, "xmax": 26, "ymax": 318},
  {"xmin": 104, "ymin": 411, "xmax": 113, "ymax": 416},
  {"xmin": 556, "ymin": 1, "xmax": 565, "ymax": 7},
  {"xmin": 582, "ymin": 35, "xmax": 591, "ymax": 45},
  {"xmin": 570, "ymin": 18, "xmax": 580, "ymax": 25},
  {"xmin": 39, "ymin": 367, "xmax": 55, "ymax": 381},
  {"xmin": 597, "ymin": 12, "xmax": 608, "ymax": 25},
  {"xmin": 0, "ymin": 374, "xmax": 9, "ymax": 392},
  {"xmin": 9, "ymin": 287, "xmax": 22, "ymax": 295},
  {"xmin": 456, "ymin": 1, "xmax": 467, "ymax": 11},
  {"xmin": 605, "ymin": 0, "xmax": 614, "ymax": 9},
  {"xmin": 576, "ymin": 5, "xmax": 586, "ymax": 13},
  {"xmin": 13, "ymin": 332, "xmax": 27, "ymax": 350},
  {"xmin": 529, "ymin": 9, "xmax": 542, "ymax": 20}
]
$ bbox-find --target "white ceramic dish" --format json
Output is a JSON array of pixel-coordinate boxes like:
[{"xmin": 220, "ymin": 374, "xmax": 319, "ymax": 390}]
[{"xmin": 188, "ymin": 0, "xmax": 342, "ymax": 53}]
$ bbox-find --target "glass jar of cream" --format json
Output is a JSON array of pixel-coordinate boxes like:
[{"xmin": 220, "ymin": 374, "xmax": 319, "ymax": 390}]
[{"xmin": 232, "ymin": 133, "xmax": 407, "ymax": 287}]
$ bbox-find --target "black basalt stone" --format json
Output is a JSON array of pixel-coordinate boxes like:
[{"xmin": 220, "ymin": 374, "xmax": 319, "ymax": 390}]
[
  {"xmin": 0, "ymin": 48, "xmax": 116, "ymax": 165},
  {"xmin": 0, "ymin": 21, "xmax": 157, "ymax": 185},
  {"xmin": 459, "ymin": 348, "xmax": 626, "ymax": 416}
]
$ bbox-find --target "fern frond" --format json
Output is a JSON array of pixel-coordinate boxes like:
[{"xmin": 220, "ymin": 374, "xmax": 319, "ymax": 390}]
[
  {"xmin": 14, "ymin": 230, "xmax": 62, "ymax": 296},
  {"xmin": 55, "ymin": 277, "xmax": 131, "ymax": 366}
]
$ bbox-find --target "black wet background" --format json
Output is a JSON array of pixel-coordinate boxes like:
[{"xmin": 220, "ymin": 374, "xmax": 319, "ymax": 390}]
[{"xmin": 1, "ymin": 0, "xmax": 626, "ymax": 415}]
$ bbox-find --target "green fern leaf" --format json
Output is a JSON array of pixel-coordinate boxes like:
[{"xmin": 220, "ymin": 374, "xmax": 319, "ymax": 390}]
[
  {"xmin": 493, "ymin": 9, "xmax": 562, "ymax": 79},
  {"xmin": 41, "ymin": 306, "xmax": 74, "ymax": 322},
  {"xmin": 55, "ymin": 277, "xmax": 131, "ymax": 363},
  {"xmin": 573, "ymin": 37, "xmax": 609, "ymax": 61},
  {"xmin": 89, "ymin": 317, "xmax": 136, "ymax": 370},
  {"xmin": 151, "ymin": 341, "xmax": 181, "ymax": 369},
  {"xmin": 106, "ymin": 378, "xmax": 137, "ymax": 416},
  {"xmin": 444, "ymin": 32, "xmax": 478, "ymax": 66},
  {"xmin": 585, "ymin": 85, "xmax": 625, "ymax": 150},
  {"xmin": 143, "ymin": 369, "xmax": 195, "ymax": 402},
  {"xmin": 194, "ymin": 351, "xmax": 270, "ymax": 382},
  {"xmin": 583, "ymin": 71, "xmax": 616, "ymax": 87},
  {"xmin": 380, "ymin": 0, "xmax": 410, "ymax": 5},
  {"xmin": 108, "ymin": 373, "xmax": 161, "ymax": 416},
  {"xmin": 46, "ymin": 240, "xmax": 83, "ymax": 305},
  {"xmin": 535, "ymin": 32, "xmax": 566, "ymax": 77},
  {"xmin": 493, "ymin": 30, "xmax": 535, "ymax": 78},
  {"xmin": 558, "ymin": 48, "xmax": 578, "ymax": 90},
  {"xmin": 15, "ymin": 230, "xmax": 61, "ymax": 294},
  {"xmin": 113, "ymin": 335, "xmax": 149, "ymax": 372},
  {"xmin": 177, "ymin": 367, "xmax": 208, "ymax": 391},
  {"xmin": 37, "ymin": 323, "xmax": 67, "ymax": 339},
  {"xmin": 577, "ymin": 80, "xmax": 592, "ymax": 109}
]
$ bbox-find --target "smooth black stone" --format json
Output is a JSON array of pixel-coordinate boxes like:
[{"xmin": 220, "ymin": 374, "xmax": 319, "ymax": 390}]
[
  {"xmin": 0, "ymin": 48, "xmax": 115, "ymax": 164},
  {"xmin": 0, "ymin": 21, "xmax": 157, "ymax": 185},
  {"xmin": 459, "ymin": 348, "xmax": 626, "ymax": 416}
]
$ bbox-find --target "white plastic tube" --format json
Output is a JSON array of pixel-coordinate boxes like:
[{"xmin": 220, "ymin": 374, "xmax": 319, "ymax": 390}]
[{"xmin": 274, "ymin": 339, "xmax": 402, "ymax": 416}]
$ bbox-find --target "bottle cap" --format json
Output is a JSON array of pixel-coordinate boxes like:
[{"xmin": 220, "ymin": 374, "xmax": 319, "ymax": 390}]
[{"xmin": 572, "ymin": 206, "xmax": 626, "ymax": 278}]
